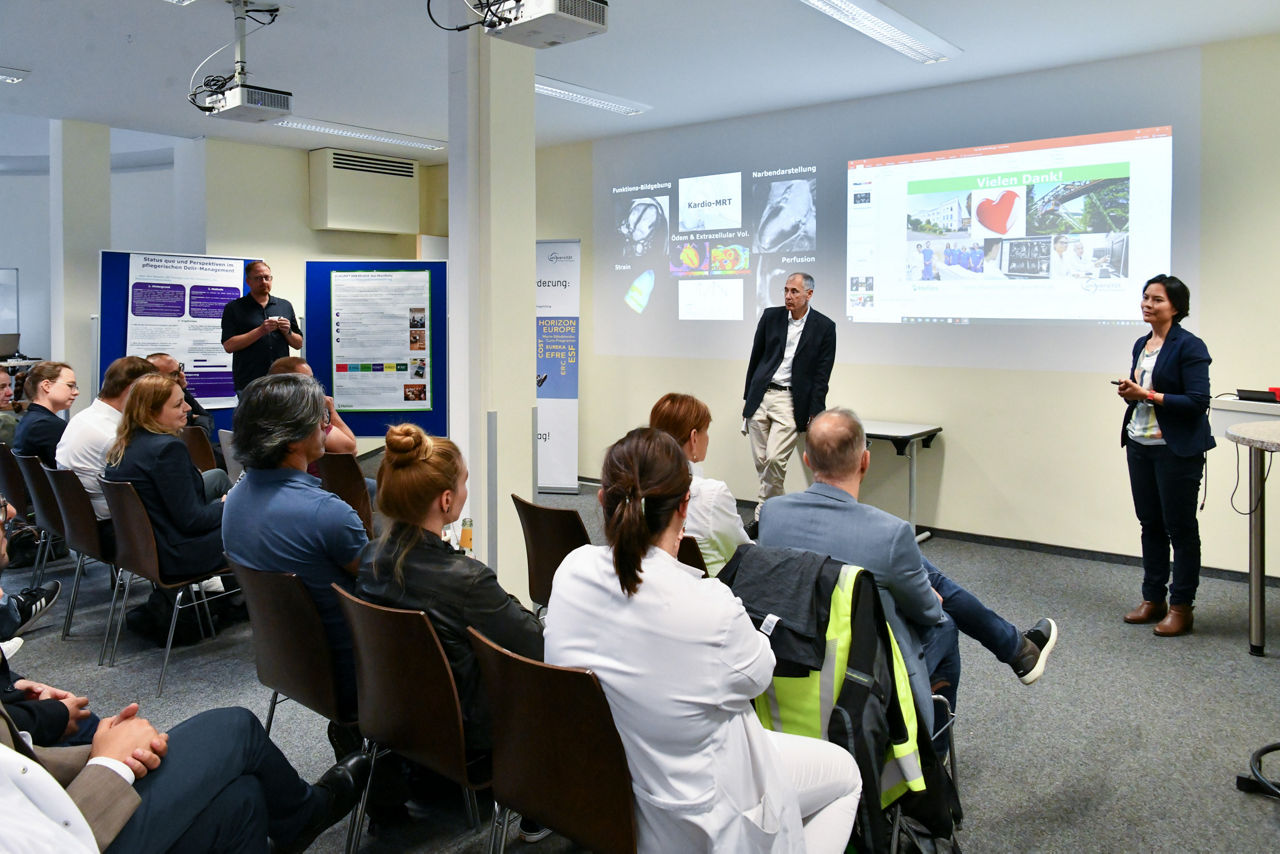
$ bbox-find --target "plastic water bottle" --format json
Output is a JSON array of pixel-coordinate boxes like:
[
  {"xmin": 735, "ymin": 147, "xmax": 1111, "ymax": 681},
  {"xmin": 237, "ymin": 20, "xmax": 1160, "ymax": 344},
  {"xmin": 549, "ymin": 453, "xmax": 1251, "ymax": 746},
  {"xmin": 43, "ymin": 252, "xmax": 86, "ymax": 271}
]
[{"xmin": 460, "ymin": 517, "xmax": 473, "ymax": 557}]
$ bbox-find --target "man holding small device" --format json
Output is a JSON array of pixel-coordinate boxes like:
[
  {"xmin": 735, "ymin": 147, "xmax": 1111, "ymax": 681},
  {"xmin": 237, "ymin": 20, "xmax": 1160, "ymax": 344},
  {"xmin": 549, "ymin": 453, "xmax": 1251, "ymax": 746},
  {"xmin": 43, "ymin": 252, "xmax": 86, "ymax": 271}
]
[{"xmin": 221, "ymin": 260, "xmax": 303, "ymax": 395}]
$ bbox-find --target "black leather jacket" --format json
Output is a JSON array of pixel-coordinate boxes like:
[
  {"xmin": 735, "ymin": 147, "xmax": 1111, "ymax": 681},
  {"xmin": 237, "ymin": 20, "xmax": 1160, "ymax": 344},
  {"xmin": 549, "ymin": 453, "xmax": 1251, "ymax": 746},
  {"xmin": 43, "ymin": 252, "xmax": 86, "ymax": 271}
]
[{"xmin": 356, "ymin": 524, "xmax": 544, "ymax": 750}]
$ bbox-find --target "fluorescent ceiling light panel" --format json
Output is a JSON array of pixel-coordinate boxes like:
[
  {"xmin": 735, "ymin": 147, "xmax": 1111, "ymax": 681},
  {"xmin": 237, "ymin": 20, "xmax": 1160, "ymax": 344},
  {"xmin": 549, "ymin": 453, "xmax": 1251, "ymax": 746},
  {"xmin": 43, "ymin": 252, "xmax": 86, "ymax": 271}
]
[
  {"xmin": 162, "ymin": 0, "xmax": 200, "ymax": 6},
  {"xmin": 798, "ymin": 0, "xmax": 960, "ymax": 64},
  {"xmin": 0, "ymin": 66, "xmax": 29, "ymax": 84},
  {"xmin": 534, "ymin": 75, "xmax": 651, "ymax": 116},
  {"xmin": 274, "ymin": 118, "xmax": 445, "ymax": 151}
]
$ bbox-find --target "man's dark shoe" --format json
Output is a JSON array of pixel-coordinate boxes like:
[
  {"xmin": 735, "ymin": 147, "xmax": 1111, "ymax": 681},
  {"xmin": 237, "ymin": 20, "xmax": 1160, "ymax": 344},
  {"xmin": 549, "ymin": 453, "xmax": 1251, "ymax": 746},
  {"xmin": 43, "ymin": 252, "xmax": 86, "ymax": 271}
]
[
  {"xmin": 278, "ymin": 752, "xmax": 371, "ymax": 854},
  {"xmin": 1010, "ymin": 618, "xmax": 1057, "ymax": 685},
  {"xmin": 1124, "ymin": 600, "xmax": 1167, "ymax": 624},
  {"xmin": 11, "ymin": 581, "xmax": 60, "ymax": 637}
]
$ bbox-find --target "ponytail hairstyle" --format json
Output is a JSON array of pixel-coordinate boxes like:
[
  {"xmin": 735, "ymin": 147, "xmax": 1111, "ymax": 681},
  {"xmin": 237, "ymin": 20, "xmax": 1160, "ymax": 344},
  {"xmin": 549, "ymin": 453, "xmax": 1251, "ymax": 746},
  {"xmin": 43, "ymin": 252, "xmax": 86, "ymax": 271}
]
[
  {"xmin": 599, "ymin": 427, "xmax": 692, "ymax": 596},
  {"xmin": 372, "ymin": 423, "xmax": 465, "ymax": 585}
]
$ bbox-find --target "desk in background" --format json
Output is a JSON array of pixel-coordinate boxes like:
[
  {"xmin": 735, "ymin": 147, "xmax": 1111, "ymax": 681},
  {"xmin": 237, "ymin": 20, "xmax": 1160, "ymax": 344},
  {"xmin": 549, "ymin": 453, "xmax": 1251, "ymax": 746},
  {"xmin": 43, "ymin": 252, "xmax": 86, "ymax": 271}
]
[{"xmin": 862, "ymin": 420, "xmax": 942, "ymax": 543}]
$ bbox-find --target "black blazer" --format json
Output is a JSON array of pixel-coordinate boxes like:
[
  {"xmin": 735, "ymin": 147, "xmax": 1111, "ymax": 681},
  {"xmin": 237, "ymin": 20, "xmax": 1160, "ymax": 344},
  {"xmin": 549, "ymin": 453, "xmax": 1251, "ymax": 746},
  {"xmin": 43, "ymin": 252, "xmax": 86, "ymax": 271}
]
[
  {"xmin": 103, "ymin": 430, "xmax": 224, "ymax": 581},
  {"xmin": 742, "ymin": 306, "xmax": 837, "ymax": 431},
  {"xmin": 11, "ymin": 403, "xmax": 65, "ymax": 468},
  {"xmin": 1120, "ymin": 323, "xmax": 1216, "ymax": 458}
]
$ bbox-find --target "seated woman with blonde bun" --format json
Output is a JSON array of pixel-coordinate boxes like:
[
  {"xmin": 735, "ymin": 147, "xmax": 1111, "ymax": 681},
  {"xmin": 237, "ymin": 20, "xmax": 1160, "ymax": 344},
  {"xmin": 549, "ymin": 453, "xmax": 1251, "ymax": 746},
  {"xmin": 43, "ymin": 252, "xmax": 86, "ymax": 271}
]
[
  {"xmin": 356, "ymin": 424, "xmax": 543, "ymax": 752},
  {"xmin": 649, "ymin": 393, "xmax": 751, "ymax": 575}
]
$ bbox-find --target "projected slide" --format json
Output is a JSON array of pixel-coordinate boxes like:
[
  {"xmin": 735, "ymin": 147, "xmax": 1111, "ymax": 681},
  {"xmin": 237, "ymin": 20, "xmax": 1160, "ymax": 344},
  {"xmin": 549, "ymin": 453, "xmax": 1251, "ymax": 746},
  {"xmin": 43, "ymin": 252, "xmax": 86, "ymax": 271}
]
[
  {"xmin": 846, "ymin": 127, "xmax": 1171, "ymax": 323},
  {"xmin": 608, "ymin": 166, "xmax": 820, "ymax": 323}
]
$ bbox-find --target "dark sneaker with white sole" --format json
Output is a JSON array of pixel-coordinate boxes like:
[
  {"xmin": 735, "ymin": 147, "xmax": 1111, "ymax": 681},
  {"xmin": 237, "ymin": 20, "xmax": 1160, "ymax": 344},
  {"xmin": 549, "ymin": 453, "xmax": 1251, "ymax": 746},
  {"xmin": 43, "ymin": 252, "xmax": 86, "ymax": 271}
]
[
  {"xmin": 1010, "ymin": 618, "xmax": 1057, "ymax": 685},
  {"xmin": 11, "ymin": 581, "xmax": 60, "ymax": 637}
]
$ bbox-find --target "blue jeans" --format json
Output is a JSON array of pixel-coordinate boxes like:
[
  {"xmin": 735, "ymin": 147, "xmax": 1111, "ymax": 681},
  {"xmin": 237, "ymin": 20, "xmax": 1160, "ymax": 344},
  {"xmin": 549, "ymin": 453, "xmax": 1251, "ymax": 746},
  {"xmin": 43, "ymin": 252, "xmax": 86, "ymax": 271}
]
[
  {"xmin": 920, "ymin": 613, "xmax": 960, "ymax": 715},
  {"xmin": 925, "ymin": 559, "xmax": 1022, "ymax": 663},
  {"xmin": 1126, "ymin": 442, "xmax": 1205, "ymax": 606},
  {"xmin": 0, "ymin": 593, "xmax": 19, "ymax": 640},
  {"xmin": 106, "ymin": 707, "xmax": 324, "ymax": 854}
]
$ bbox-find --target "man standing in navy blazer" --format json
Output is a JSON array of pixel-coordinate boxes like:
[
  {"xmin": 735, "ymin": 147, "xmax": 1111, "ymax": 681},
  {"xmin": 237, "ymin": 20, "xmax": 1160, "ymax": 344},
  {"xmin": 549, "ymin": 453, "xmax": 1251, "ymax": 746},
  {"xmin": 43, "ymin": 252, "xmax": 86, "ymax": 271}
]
[{"xmin": 743, "ymin": 272, "xmax": 836, "ymax": 524}]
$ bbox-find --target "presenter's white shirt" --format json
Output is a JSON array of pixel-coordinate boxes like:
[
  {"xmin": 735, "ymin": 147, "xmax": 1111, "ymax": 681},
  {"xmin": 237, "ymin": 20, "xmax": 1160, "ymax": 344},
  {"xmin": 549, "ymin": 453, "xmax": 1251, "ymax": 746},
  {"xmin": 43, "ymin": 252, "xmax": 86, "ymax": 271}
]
[
  {"xmin": 770, "ymin": 309, "xmax": 809, "ymax": 387},
  {"xmin": 687, "ymin": 462, "xmax": 751, "ymax": 577},
  {"xmin": 0, "ymin": 741, "xmax": 98, "ymax": 854},
  {"xmin": 55, "ymin": 398, "xmax": 122, "ymax": 520},
  {"xmin": 545, "ymin": 544, "xmax": 803, "ymax": 853}
]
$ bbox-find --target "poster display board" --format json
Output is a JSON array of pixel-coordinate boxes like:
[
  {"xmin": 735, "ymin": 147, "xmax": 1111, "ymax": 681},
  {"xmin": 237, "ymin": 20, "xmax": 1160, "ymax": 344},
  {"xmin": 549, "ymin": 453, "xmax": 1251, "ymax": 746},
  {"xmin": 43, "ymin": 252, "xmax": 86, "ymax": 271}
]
[
  {"xmin": 535, "ymin": 240, "xmax": 581, "ymax": 492},
  {"xmin": 305, "ymin": 261, "xmax": 447, "ymax": 438},
  {"xmin": 101, "ymin": 251, "xmax": 248, "ymax": 413}
]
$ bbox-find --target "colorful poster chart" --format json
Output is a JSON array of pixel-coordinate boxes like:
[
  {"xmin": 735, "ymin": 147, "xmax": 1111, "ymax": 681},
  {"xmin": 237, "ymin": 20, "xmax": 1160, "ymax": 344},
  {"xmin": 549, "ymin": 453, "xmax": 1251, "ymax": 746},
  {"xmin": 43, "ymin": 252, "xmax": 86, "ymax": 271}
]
[
  {"xmin": 331, "ymin": 269, "xmax": 432, "ymax": 411},
  {"xmin": 125, "ymin": 253, "xmax": 241, "ymax": 408},
  {"xmin": 535, "ymin": 240, "xmax": 581, "ymax": 492}
]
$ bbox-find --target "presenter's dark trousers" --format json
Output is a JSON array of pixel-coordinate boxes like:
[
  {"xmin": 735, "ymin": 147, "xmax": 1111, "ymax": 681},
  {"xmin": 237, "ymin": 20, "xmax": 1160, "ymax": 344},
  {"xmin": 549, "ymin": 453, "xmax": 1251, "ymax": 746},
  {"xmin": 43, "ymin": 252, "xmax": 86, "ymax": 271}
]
[{"xmin": 1126, "ymin": 442, "xmax": 1204, "ymax": 606}]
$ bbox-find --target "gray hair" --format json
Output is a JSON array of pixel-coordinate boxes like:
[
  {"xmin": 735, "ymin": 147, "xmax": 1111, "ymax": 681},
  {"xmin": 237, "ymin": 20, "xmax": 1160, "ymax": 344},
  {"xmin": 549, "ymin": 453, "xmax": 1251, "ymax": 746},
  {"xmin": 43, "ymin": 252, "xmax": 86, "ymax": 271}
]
[
  {"xmin": 231, "ymin": 373, "xmax": 327, "ymax": 469},
  {"xmin": 805, "ymin": 408, "xmax": 866, "ymax": 479},
  {"xmin": 789, "ymin": 272, "xmax": 815, "ymax": 291}
]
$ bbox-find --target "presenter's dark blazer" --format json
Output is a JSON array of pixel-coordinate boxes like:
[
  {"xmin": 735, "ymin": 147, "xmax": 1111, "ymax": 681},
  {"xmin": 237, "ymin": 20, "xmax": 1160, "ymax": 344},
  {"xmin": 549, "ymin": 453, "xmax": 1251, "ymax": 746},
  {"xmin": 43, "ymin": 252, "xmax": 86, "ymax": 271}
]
[
  {"xmin": 1120, "ymin": 322, "xmax": 1216, "ymax": 457},
  {"xmin": 104, "ymin": 429, "xmax": 224, "ymax": 581},
  {"xmin": 742, "ymin": 306, "xmax": 837, "ymax": 431}
]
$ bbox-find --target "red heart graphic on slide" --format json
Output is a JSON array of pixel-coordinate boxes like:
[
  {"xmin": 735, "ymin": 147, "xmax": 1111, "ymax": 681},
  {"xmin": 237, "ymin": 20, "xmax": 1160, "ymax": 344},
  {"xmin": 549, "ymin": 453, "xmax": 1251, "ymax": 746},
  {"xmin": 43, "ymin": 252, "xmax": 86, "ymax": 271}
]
[{"xmin": 975, "ymin": 190, "xmax": 1018, "ymax": 234}]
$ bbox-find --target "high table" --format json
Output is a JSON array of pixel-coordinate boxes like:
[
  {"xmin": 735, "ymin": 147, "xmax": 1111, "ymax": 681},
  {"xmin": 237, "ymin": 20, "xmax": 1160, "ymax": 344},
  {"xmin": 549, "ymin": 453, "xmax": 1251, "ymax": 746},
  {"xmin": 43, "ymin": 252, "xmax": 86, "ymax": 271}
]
[
  {"xmin": 862, "ymin": 420, "xmax": 943, "ymax": 543},
  {"xmin": 1224, "ymin": 420, "xmax": 1280, "ymax": 656}
]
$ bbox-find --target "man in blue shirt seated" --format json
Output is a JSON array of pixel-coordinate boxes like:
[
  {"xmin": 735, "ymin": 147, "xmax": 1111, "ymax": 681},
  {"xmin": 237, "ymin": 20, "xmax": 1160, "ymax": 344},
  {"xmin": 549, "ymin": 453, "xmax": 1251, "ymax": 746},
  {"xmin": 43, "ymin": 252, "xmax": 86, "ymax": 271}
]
[{"xmin": 222, "ymin": 373, "xmax": 368, "ymax": 721}]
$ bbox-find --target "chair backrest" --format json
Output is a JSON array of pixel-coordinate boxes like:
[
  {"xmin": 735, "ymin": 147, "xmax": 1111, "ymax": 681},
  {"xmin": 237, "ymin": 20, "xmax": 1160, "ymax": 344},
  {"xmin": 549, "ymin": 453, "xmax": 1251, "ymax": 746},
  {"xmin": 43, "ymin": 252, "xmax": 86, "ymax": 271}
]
[
  {"xmin": 511, "ymin": 494, "xmax": 590, "ymax": 606},
  {"xmin": 677, "ymin": 535, "xmax": 709, "ymax": 576},
  {"xmin": 13, "ymin": 452, "xmax": 65, "ymax": 538},
  {"xmin": 45, "ymin": 466, "xmax": 107, "ymax": 562},
  {"xmin": 315, "ymin": 453, "xmax": 373, "ymax": 538},
  {"xmin": 181, "ymin": 426, "xmax": 218, "ymax": 473},
  {"xmin": 230, "ymin": 560, "xmax": 349, "ymax": 724},
  {"xmin": 469, "ymin": 627, "xmax": 637, "ymax": 854},
  {"xmin": 0, "ymin": 444, "xmax": 30, "ymax": 518},
  {"xmin": 218, "ymin": 429, "xmax": 244, "ymax": 482},
  {"xmin": 333, "ymin": 585, "xmax": 484, "ymax": 789},
  {"xmin": 99, "ymin": 478, "xmax": 164, "ymax": 587}
]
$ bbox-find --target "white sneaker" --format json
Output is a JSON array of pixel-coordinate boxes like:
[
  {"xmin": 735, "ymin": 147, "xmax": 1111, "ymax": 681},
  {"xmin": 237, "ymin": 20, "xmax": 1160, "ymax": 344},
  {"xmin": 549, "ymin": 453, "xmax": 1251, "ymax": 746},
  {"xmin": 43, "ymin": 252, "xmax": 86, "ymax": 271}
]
[{"xmin": 0, "ymin": 637, "xmax": 23, "ymax": 660}]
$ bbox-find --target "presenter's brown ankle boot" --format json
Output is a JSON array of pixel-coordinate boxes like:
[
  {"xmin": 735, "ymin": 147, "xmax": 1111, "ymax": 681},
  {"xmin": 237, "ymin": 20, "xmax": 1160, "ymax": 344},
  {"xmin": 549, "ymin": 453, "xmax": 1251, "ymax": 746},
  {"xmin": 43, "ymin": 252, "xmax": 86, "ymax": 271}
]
[
  {"xmin": 1123, "ymin": 600, "xmax": 1167, "ymax": 624},
  {"xmin": 1153, "ymin": 604, "xmax": 1194, "ymax": 636}
]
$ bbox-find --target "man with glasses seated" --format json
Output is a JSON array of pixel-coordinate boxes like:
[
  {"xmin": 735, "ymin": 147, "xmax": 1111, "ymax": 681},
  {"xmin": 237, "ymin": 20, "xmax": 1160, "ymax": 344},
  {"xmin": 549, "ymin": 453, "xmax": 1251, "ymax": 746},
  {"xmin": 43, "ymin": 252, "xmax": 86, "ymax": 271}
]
[{"xmin": 0, "ymin": 368, "xmax": 20, "ymax": 446}]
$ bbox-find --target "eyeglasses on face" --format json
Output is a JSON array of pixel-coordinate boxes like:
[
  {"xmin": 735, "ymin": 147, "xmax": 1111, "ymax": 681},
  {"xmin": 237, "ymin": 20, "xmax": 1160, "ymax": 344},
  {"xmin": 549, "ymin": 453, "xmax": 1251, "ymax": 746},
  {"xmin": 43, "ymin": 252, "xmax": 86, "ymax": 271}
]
[{"xmin": 51, "ymin": 380, "xmax": 79, "ymax": 391}]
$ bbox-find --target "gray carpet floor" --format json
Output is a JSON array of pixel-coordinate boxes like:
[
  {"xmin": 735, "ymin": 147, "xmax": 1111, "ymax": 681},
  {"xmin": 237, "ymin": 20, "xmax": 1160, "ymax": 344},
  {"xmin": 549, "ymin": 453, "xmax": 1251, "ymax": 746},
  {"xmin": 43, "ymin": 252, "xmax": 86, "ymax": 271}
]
[{"xmin": 6, "ymin": 479, "xmax": 1280, "ymax": 852}]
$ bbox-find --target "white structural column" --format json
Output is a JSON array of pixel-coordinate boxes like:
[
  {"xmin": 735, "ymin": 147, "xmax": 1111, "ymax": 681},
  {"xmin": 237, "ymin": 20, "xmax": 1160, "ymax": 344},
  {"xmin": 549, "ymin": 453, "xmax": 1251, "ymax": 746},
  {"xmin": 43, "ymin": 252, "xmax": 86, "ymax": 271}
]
[
  {"xmin": 172, "ymin": 138, "xmax": 208, "ymax": 255},
  {"xmin": 49, "ymin": 119, "xmax": 109, "ymax": 402},
  {"xmin": 448, "ymin": 28, "xmax": 537, "ymax": 596}
]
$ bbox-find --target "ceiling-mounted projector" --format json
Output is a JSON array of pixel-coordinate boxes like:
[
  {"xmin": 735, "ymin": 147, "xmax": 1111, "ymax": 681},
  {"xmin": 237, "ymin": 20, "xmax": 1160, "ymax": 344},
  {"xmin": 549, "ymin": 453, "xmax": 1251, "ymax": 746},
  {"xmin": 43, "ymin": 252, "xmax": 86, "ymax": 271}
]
[
  {"xmin": 479, "ymin": 0, "xmax": 607, "ymax": 48},
  {"xmin": 207, "ymin": 84, "xmax": 293, "ymax": 122}
]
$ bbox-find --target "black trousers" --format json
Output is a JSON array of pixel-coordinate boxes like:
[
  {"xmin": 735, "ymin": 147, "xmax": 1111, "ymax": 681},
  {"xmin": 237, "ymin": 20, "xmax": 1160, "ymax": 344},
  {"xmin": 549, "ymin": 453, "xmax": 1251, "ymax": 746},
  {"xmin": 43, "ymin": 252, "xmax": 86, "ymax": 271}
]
[{"xmin": 1126, "ymin": 442, "xmax": 1205, "ymax": 606}]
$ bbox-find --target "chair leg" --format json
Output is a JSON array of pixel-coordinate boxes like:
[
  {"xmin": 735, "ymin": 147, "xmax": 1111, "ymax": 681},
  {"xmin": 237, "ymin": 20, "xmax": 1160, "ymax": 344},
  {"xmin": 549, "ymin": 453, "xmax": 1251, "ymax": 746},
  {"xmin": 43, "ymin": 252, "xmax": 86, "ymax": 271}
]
[
  {"xmin": 60, "ymin": 552, "xmax": 87, "ymax": 640},
  {"xmin": 264, "ymin": 690, "xmax": 280, "ymax": 736},
  {"xmin": 463, "ymin": 786, "xmax": 480, "ymax": 830},
  {"xmin": 30, "ymin": 530, "xmax": 48, "ymax": 588},
  {"xmin": 345, "ymin": 742, "xmax": 378, "ymax": 854},
  {"xmin": 488, "ymin": 805, "xmax": 514, "ymax": 854},
  {"xmin": 102, "ymin": 572, "xmax": 134, "ymax": 667},
  {"xmin": 157, "ymin": 584, "xmax": 193, "ymax": 696}
]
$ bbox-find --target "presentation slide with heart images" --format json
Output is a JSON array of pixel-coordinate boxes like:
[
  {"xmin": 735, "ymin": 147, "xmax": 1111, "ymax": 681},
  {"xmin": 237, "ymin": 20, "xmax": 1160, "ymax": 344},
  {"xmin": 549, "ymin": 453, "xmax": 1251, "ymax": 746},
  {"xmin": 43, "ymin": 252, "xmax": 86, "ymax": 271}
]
[{"xmin": 846, "ymin": 127, "xmax": 1171, "ymax": 323}]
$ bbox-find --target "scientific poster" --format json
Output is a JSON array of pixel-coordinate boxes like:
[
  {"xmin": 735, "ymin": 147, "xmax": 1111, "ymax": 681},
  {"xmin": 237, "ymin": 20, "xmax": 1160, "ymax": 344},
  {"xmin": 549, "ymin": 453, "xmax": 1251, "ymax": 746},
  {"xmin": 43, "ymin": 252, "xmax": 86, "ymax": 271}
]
[
  {"xmin": 535, "ymin": 241, "xmax": 581, "ymax": 492},
  {"xmin": 330, "ymin": 269, "xmax": 432, "ymax": 411},
  {"xmin": 125, "ymin": 253, "xmax": 241, "ymax": 408}
]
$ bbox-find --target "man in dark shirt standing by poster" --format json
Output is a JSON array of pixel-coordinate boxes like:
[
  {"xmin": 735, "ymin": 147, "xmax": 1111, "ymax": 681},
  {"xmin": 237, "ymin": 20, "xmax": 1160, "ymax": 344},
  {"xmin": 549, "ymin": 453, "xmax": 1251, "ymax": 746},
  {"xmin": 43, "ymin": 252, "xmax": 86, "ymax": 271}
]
[{"xmin": 221, "ymin": 261, "xmax": 303, "ymax": 395}]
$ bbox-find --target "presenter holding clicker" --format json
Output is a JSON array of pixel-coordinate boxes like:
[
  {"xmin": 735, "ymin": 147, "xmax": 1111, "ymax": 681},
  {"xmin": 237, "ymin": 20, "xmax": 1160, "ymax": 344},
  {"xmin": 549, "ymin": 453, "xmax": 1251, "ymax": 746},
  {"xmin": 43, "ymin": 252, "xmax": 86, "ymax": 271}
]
[
  {"xmin": 1117, "ymin": 274, "xmax": 1214, "ymax": 637},
  {"xmin": 742, "ymin": 272, "xmax": 836, "ymax": 526}
]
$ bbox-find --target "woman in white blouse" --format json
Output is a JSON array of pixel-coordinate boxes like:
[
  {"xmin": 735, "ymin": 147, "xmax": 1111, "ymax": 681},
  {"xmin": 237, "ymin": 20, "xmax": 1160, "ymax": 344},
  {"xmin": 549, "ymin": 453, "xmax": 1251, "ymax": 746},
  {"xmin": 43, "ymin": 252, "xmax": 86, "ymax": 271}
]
[
  {"xmin": 544, "ymin": 428, "xmax": 860, "ymax": 853},
  {"xmin": 649, "ymin": 393, "xmax": 751, "ymax": 575}
]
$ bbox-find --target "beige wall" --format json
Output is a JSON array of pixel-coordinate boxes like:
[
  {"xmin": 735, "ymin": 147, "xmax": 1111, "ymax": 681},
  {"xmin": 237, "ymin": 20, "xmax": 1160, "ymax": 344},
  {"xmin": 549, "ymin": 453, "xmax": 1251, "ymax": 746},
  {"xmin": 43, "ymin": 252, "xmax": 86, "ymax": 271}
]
[
  {"xmin": 539, "ymin": 33, "xmax": 1280, "ymax": 578},
  {"xmin": 203, "ymin": 140, "xmax": 418, "ymax": 317}
]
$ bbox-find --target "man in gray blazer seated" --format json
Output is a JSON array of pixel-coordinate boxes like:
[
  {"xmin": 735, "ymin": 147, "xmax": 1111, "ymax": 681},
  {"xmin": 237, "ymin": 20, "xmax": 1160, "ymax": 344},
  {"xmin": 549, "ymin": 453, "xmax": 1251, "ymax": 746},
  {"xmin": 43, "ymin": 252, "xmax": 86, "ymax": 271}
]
[{"xmin": 759, "ymin": 408, "xmax": 1057, "ymax": 732}]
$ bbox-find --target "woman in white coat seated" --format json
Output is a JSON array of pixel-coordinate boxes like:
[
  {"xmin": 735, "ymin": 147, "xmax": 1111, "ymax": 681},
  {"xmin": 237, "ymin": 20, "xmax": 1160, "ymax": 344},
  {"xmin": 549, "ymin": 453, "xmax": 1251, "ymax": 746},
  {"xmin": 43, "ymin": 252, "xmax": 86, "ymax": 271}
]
[
  {"xmin": 544, "ymin": 428, "xmax": 861, "ymax": 853},
  {"xmin": 649, "ymin": 392, "xmax": 751, "ymax": 576}
]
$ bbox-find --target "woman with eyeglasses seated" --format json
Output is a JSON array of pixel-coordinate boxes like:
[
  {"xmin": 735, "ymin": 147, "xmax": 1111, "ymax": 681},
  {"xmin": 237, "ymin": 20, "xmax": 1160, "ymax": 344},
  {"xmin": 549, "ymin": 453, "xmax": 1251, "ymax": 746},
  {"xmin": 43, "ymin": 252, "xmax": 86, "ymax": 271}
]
[
  {"xmin": 11, "ymin": 361, "xmax": 78, "ymax": 467},
  {"xmin": 649, "ymin": 392, "xmax": 751, "ymax": 576},
  {"xmin": 104, "ymin": 374, "xmax": 231, "ymax": 582},
  {"xmin": 544, "ymin": 428, "xmax": 861, "ymax": 853},
  {"xmin": 356, "ymin": 424, "xmax": 543, "ymax": 752}
]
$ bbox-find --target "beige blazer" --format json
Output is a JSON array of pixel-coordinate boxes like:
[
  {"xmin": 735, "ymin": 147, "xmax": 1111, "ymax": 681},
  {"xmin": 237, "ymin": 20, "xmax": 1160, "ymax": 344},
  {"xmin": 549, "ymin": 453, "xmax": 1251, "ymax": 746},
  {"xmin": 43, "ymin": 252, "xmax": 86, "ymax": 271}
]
[{"xmin": 0, "ymin": 701, "xmax": 140, "ymax": 852}]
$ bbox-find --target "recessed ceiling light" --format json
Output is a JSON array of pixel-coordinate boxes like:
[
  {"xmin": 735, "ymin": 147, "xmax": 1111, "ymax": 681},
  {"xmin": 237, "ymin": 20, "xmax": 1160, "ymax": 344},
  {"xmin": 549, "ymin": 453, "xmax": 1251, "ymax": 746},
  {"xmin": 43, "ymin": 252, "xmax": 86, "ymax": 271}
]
[
  {"xmin": 274, "ymin": 118, "xmax": 446, "ymax": 151},
  {"xmin": 162, "ymin": 0, "xmax": 201, "ymax": 6},
  {"xmin": 798, "ymin": 0, "xmax": 961, "ymax": 64},
  {"xmin": 0, "ymin": 66, "xmax": 29, "ymax": 84},
  {"xmin": 534, "ymin": 76, "xmax": 650, "ymax": 116}
]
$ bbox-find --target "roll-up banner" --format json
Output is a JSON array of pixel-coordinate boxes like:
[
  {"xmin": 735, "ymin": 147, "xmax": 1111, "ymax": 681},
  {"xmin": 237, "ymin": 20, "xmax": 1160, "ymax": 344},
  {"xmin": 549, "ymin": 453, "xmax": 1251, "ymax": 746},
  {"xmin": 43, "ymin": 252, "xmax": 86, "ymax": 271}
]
[{"xmin": 535, "ymin": 240, "xmax": 581, "ymax": 493}]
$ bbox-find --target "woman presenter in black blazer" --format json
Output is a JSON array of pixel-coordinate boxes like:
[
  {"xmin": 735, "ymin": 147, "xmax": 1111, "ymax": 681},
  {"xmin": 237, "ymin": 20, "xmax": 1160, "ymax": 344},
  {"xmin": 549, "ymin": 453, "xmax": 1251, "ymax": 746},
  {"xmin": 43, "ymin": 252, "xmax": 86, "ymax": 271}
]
[{"xmin": 1116, "ymin": 274, "xmax": 1214, "ymax": 637}]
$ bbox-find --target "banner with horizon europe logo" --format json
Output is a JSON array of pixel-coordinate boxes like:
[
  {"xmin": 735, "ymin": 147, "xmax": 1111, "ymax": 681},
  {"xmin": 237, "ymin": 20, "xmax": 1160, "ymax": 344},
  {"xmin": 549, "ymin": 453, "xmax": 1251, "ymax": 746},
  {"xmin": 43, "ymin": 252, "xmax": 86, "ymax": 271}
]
[{"xmin": 535, "ymin": 240, "xmax": 580, "ymax": 492}]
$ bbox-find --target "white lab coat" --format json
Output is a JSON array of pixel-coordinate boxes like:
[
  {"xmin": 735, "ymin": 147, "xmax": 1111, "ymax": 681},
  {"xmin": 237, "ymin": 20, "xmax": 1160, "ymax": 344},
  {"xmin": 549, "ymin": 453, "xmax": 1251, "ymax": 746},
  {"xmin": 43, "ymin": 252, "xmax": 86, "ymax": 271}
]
[
  {"xmin": 687, "ymin": 463, "xmax": 752, "ymax": 576},
  {"xmin": 545, "ymin": 544, "xmax": 804, "ymax": 853}
]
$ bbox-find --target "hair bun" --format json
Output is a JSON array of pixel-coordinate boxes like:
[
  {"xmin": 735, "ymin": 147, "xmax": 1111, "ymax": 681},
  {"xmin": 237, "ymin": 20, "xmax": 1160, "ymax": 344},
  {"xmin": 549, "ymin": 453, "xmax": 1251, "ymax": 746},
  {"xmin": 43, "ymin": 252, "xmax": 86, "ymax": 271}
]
[{"xmin": 384, "ymin": 424, "xmax": 433, "ymax": 467}]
